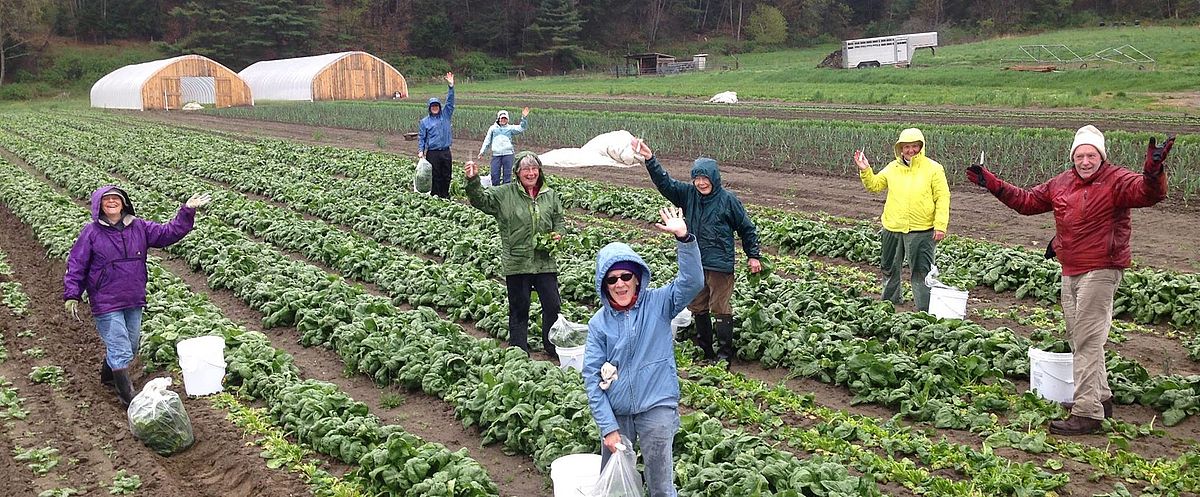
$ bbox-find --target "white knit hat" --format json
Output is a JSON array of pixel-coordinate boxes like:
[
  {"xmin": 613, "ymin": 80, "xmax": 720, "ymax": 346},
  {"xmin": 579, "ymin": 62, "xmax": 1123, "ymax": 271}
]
[
  {"xmin": 1070, "ymin": 125, "xmax": 1107, "ymax": 162},
  {"xmin": 497, "ymin": 110, "xmax": 509, "ymax": 120}
]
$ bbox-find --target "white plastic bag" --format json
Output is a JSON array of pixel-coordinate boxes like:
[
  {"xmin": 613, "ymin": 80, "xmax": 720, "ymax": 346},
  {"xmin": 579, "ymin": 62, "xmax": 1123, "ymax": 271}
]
[
  {"xmin": 549, "ymin": 313, "xmax": 590, "ymax": 348},
  {"xmin": 128, "ymin": 377, "xmax": 195, "ymax": 456},
  {"xmin": 925, "ymin": 264, "xmax": 944, "ymax": 288},
  {"xmin": 591, "ymin": 437, "xmax": 643, "ymax": 497},
  {"xmin": 413, "ymin": 158, "xmax": 433, "ymax": 193}
]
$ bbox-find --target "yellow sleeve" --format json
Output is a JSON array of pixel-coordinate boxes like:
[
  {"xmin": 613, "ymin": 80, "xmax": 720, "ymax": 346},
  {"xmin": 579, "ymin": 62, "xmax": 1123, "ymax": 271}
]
[
  {"xmin": 930, "ymin": 162, "xmax": 951, "ymax": 232},
  {"xmin": 860, "ymin": 164, "xmax": 889, "ymax": 193}
]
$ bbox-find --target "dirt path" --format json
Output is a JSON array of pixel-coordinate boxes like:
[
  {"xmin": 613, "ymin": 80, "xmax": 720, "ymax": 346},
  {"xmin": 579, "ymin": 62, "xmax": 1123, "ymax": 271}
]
[
  {"xmin": 132, "ymin": 112, "xmax": 1200, "ymax": 273},
  {"xmin": 0, "ymin": 204, "xmax": 313, "ymax": 497}
]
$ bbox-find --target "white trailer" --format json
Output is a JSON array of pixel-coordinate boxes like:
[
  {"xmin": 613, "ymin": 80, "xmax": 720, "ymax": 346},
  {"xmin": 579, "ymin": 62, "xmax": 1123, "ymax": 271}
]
[{"xmin": 842, "ymin": 32, "xmax": 938, "ymax": 68}]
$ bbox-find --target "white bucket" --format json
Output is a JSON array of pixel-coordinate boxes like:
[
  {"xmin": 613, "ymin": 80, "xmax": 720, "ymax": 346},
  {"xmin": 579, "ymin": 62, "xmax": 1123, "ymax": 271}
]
[
  {"xmin": 550, "ymin": 453, "xmax": 601, "ymax": 497},
  {"xmin": 929, "ymin": 286, "xmax": 968, "ymax": 320},
  {"xmin": 558, "ymin": 345, "xmax": 585, "ymax": 373},
  {"xmin": 1028, "ymin": 347, "xmax": 1074, "ymax": 403},
  {"xmin": 177, "ymin": 335, "xmax": 227, "ymax": 396}
]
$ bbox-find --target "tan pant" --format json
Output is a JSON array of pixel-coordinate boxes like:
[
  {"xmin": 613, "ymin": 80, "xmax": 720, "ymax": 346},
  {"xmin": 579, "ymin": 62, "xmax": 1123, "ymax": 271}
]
[
  {"xmin": 1062, "ymin": 268, "xmax": 1122, "ymax": 420},
  {"xmin": 687, "ymin": 270, "xmax": 735, "ymax": 315}
]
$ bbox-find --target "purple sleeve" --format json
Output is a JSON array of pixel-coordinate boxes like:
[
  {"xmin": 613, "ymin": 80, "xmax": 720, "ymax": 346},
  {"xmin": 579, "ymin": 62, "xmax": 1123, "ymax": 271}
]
[
  {"xmin": 145, "ymin": 204, "xmax": 197, "ymax": 248},
  {"xmin": 64, "ymin": 227, "xmax": 93, "ymax": 300}
]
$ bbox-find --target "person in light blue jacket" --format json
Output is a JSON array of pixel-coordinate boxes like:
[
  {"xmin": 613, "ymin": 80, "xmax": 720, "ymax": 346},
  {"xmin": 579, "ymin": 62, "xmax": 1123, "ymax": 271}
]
[
  {"xmin": 584, "ymin": 205, "xmax": 703, "ymax": 497},
  {"xmin": 478, "ymin": 107, "xmax": 530, "ymax": 186}
]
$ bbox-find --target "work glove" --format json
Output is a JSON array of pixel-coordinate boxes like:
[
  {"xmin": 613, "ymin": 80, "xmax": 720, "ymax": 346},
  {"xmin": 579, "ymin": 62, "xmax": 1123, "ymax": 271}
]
[
  {"xmin": 65, "ymin": 299, "xmax": 80, "ymax": 321},
  {"xmin": 1144, "ymin": 134, "xmax": 1175, "ymax": 176},
  {"xmin": 965, "ymin": 164, "xmax": 1004, "ymax": 196},
  {"xmin": 185, "ymin": 193, "xmax": 212, "ymax": 209}
]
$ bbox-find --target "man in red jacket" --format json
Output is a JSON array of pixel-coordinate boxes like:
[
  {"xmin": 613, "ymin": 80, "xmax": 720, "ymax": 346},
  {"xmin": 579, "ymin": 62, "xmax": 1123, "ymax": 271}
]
[{"xmin": 966, "ymin": 125, "xmax": 1174, "ymax": 435}]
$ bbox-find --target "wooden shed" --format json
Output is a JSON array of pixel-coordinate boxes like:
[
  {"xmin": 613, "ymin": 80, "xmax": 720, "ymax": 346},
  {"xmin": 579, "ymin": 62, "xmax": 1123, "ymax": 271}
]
[
  {"xmin": 624, "ymin": 53, "xmax": 676, "ymax": 75},
  {"xmin": 90, "ymin": 54, "xmax": 252, "ymax": 110},
  {"xmin": 239, "ymin": 51, "xmax": 408, "ymax": 102}
]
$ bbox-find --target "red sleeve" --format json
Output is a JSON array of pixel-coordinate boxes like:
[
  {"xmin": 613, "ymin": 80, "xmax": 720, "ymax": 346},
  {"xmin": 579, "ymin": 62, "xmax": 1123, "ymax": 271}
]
[
  {"xmin": 1112, "ymin": 167, "xmax": 1167, "ymax": 209},
  {"xmin": 995, "ymin": 176, "xmax": 1054, "ymax": 216}
]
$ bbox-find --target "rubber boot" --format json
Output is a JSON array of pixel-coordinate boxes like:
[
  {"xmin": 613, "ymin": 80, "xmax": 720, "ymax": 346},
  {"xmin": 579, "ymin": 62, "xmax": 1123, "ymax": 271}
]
[
  {"xmin": 113, "ymin": 368, "xmax": 135, "ymax": 407},
  {"xmin": 100, "ymin": 360, "xmax": 114, "ymax": 387},
  {"xmin": 714, "ymin": 314, "xmax": 735, "ymax": 363},
  {"xmin": 693, "ymin": 312, "xmax": 715, "ymax": 360}
]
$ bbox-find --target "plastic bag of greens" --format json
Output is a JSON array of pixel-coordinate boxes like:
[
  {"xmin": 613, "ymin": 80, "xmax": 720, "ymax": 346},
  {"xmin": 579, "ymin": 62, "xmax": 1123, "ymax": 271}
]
[
  {"xmin": 549, "ymin": 314, "xmax": 589, "ymax": 348},
  {"xmin": 414, "ymin": 158, "xmax": 434, "ymax": 193},
  {"xmin": 590, "ymin": 436, "xmax": 643, "ymax": 497},
  {"xmin": 128, "ymin": 377, "xmax": 195, "ymax": 456}
]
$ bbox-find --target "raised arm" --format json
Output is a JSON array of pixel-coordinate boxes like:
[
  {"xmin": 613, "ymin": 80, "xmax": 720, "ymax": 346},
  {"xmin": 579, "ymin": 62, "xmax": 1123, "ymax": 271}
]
[
  {"xmin": 968, "ymin": 164, "xmax": 1053, "ymax": 215},
  {"xmin": 464, "ymin": 161, "xmax": 500, "ymax": 215},
  {"xmin": 1113, "ymin": 135, "xmax": 1172, "ymax": 208},
  {"xmin": 856, "ymin": 149, "xmax": 888, "ymax": 192},
  {"xmin": 145, "ymin": 204, "xmax": 198, "ymax": 248},
  {"xmin": 443, "ymin": 72, "xmax": 455, "ymax": 118},
  {"xmin": 636, "ymin": 138, "xmax": 691, "ymax": 206}
]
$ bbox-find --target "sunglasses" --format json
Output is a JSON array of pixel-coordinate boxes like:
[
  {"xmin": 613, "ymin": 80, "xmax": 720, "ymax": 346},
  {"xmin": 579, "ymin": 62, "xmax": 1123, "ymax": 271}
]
[{"xmin": 604, "ymin": 272, "xmax": 636, "ymax": 285}]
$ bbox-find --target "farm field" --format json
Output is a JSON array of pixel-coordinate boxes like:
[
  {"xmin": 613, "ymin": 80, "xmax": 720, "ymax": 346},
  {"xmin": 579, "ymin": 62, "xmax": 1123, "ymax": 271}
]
[
  {"xmin": 404, "ymin": 26, "xmax": 1200, "ymax": 110},
  {"xmin": 0, "ymin": 105, "xmax": 1199, "ymax": 497}
]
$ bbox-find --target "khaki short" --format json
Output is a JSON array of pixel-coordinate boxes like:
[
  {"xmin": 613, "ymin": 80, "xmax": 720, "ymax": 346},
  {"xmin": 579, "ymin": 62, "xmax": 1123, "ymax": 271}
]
[{"xmin": 687, "ymin": 270, "xmax": 735, "ymax": 315}]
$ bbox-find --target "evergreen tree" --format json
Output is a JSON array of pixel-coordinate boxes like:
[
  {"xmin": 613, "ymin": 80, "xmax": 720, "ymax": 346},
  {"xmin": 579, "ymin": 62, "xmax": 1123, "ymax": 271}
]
[
  {"xmin": 520, "ymin": 0, "xmax": 588, "ymax": 72},
  {"xmin": 170, "ymin": 0, "xmax": 322, "ymax": 70}
]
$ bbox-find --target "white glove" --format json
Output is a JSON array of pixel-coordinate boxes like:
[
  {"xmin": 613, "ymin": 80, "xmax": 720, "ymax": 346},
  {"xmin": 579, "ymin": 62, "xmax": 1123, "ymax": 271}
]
[
  {"xmin": 65, "ymin": 300, "xmax": 80, "ymax": 321},
  {"xmin": 599, "ymin": 362, "xmax": 619, "ymax": 390},
  {"xmin": 185, "ymin": 193, "xmax": 212, "ymax": 209}
]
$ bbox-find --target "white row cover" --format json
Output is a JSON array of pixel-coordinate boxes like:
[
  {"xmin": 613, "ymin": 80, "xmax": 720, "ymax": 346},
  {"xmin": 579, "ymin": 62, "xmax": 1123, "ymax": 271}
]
[
  {"xmin": 239, "ymin": 51, "xmax": 372, "ymax": 101},
  {"xmin": 90, "ymin": 55, "xmax": 191, "ymax": 110}
]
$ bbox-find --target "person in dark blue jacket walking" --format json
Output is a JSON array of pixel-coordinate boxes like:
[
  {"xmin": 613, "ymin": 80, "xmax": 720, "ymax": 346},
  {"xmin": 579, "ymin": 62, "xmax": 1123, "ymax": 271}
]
[
  {"xmin": 417, "ymin": 72, "xmax": 455, "ymax": 198},
  {"xmin": 636, "ymin": 138, "xmax": 761, "ymax": 364}
]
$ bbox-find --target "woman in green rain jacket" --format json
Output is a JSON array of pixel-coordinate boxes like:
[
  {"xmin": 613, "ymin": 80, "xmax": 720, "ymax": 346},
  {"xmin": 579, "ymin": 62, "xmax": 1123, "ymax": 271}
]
[{"xmin": 465, "ymin": 151, "xmax": 565, "ymax": 357}]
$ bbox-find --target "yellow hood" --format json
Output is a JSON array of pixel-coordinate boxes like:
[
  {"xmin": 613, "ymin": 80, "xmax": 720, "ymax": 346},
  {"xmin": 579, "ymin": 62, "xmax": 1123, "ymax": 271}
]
[{"xmin": 893, "ymin": 128, "xmax": 927, "ymax": 161}]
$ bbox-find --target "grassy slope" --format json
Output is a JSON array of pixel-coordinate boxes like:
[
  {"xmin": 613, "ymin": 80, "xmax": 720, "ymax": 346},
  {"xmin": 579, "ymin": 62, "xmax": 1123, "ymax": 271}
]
[{"xmin": 409, "ymin": 26, "xmax": 1200, "ymax": 110}]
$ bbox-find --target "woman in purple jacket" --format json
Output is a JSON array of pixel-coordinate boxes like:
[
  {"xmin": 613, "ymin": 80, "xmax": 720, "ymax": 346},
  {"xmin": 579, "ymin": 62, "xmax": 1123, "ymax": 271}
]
[{"xmin": 64, "ymin": 186, "xmax": 210, "ymax": 406}]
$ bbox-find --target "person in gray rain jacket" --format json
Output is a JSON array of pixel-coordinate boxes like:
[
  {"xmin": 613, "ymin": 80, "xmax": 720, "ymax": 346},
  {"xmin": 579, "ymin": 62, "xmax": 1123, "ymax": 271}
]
[
  {"xmin": 478, "ymin": 107, "xmax": 530, "ymax": 186},
  {"xmin": 638, "ymin": 138, "xmax": 761, "ymax": 364},
  {"xmin": 64, "ymin": 186, "xmax": 211, "ymax": 406},
  {"xmin": 584, "ymin": 206, "xmax": 702, "ymax": 497}
]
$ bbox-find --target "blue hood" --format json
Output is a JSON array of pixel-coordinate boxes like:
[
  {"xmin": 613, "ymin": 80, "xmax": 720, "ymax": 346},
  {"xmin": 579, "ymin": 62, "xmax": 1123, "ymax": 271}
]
[
  {"xmin": 690, "ymin": 157, "xmax": 723, "ymax": 194},
  {"xmin": 427, "ymin": 97, "xmax": 442, "ymax": 115},
  {"xmin": 594, "ymin": 242, "xmax": 650, "ymax": 310}
]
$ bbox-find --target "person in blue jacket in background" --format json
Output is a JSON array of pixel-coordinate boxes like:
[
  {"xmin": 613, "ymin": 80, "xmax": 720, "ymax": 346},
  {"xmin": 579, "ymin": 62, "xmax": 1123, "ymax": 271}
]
[
  {"xmin": 417, "ymin": 72, "xmax": 455, "ymax": 198},
  {"xmin": 584, "ymin": 200, "xmax": 703, "ymax": 497},
  {"xmin": 478, "ymin": 107, "xmax": 530, "ymax": 186}
]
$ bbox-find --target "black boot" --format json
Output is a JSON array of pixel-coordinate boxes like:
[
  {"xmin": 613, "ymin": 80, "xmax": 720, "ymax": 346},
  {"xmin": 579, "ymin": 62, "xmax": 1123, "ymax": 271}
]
[
  {"xmin": 714, "ymin": 314, "xmax": 735, "ymax": 363},
  {"xmin": 693, "ymin": 313, "xmax": 715, "ymax": 360},
  {"xmin": 113, "ymin": 368, "xmax": 135, "ymax": 407},
  {"xmin": 100, "ymin": 360, "xmax": 114, "ymax": 387}
]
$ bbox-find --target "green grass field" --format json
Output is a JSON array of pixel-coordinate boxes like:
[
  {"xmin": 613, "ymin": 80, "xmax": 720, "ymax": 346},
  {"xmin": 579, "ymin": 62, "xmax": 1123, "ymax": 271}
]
[{"xmin": 408, "ymin": 26, "xmax": 1200, "ymax": 111}]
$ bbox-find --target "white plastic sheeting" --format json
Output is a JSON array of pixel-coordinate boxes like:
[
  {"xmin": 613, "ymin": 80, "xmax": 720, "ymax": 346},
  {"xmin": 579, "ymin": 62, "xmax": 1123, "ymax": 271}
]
[
  {"xmin": 539, "ymin": 130, "xmax": 645, "ymax": 168},
  {"xmin": 90, "ymin": 55, "xmax": 188, "ymax": 110},
  {"xmin": 707, "ymin": 91, "xmax": 738, "ymax": 103},
  {"xmin": 239, "ymin": 51, "xmax": 370, "ymax": 101},
  {"xmin": 180, "ymin": 77, "xmax": 216, "ymax": 104}
]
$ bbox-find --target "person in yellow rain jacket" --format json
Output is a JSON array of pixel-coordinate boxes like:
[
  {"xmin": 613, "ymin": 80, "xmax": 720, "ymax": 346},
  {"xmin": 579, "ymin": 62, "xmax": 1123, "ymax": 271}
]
[{"xmin": 853, "ymin": 128, "xmax": 951, "ymax": 312}]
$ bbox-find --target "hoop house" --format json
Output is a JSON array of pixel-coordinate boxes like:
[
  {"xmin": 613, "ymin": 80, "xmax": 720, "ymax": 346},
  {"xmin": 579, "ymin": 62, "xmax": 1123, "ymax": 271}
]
[
  {"xmin": 90, "ymin": 55, "xmax": 252, "ymax": 110},
  {"xmin": 239, "ymin": 51, "xmax": 408, "ymax": 102}
]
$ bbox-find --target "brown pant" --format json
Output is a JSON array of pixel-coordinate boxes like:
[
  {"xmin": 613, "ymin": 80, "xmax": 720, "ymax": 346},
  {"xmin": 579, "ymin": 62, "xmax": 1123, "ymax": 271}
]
[
  {"xmin": 687, "ymin": 270, "xmax": 735, "ymax": 315},
  {"xmin": 1062, "ymin": 268, "xmax": 1122, "ymax": 420}
]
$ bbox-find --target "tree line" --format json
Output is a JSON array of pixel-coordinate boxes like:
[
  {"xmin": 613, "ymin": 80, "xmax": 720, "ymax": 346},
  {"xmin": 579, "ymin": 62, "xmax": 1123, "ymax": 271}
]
[{"xmin": 2, "ymin": 0, "xmax": 1194, "ymax": 85}]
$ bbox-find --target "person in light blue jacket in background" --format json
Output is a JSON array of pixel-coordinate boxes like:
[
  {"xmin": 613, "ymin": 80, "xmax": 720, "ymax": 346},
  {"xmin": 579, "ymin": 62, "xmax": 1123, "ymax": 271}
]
[
  {"xmin": 478, "ymin": 107, "xmax": 530, "ymax": 186},
  {"xmin": 584, "ymin": 201, "xmax": 703, "ymax": 497}
]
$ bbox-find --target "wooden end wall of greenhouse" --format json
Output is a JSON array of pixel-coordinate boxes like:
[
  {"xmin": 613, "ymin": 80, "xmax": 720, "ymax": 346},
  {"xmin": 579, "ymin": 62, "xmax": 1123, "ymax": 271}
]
[
  {"xmin": 140, "ymin": 55, "xmax": 252, "ymax": 110},
  {"xmin": 313, "ymin": 53, "xmax": 408, "ymax": 101}
]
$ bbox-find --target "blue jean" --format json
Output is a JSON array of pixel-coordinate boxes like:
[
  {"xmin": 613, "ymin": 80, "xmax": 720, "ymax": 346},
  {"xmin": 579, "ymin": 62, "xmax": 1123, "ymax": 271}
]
[
  {"xmin": 599, "ymin": 405, "xmax": 680, "ymax": 497},
  {"xmin": 94, "ymin": 307, "xmax": 144, "ymax": 370},
  {"xmin": 490, "ymin": 154, "xmax": 514, "ymax": 185}
]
